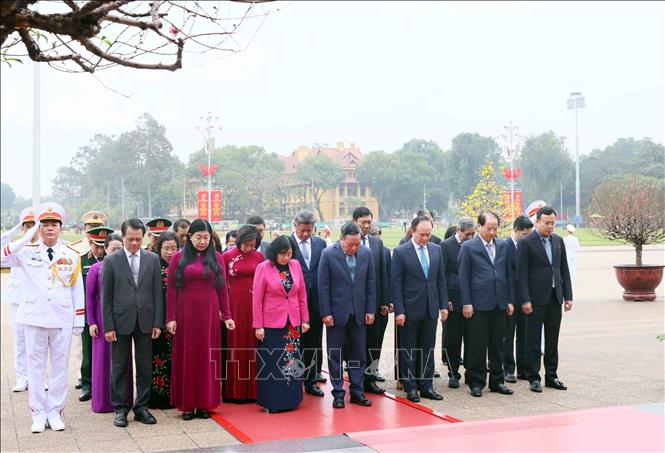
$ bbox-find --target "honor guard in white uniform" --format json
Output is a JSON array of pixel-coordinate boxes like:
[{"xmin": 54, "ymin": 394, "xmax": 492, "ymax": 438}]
[
  {"xmin": 1, "ymin": 202, "xmax": 85, "ymax": 433},
  {"xmin": 2, "ymin": 207, "xmax": 36, "ymax": 392}
]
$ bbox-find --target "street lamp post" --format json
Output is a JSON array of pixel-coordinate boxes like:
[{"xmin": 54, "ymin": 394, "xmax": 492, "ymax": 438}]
[
  {"xmin": 197, "ymin": 112, "xmax": 222, "ymax": 223},
  {"xmin": 567, "ymin": 92, "xmax": 585, "ymax": 226},
  {"xmin": 499, "ymin": 121, "xmax": 523, "ymax": 219}
]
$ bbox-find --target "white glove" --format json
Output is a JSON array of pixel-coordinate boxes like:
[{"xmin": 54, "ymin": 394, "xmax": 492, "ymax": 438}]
[
  {"xmin": 72, "ymin": 327, "xmax": 83, "ymax": 336},
  {"xmin": 0, "ymin": 223, "xmax": 22, "ymax": 247}
]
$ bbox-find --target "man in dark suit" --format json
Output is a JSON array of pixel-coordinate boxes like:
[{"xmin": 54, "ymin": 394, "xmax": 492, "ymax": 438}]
[
  {"xmin": 102, "ymin": 218, "xmax": 163, "ymax": 428},
  {"xmin": 318, "ymin": 222, "xmax": 376, "ymax": 408},
  {"xmin": 501, "ymin": 215, "xmax": 533, "ymax": 383},
  {"xmin": 517, "ymin": 206, "xmax": 573, "ymax": 393},
  {"xmin": 288, "ymin": 210, "xmax": 328, "ymax": 396},
  {"xmin": 398, "ymin": 209, "xmax": 442, "ymax": 245},
  {"xmin": 352, "ymin": 207, "xmax": 391, "ymax": 394},
  {"xmin": 392, "ymin": 215, "xmax": 449, "ymax": 403},
  {"xmin": 440, "ymin": 216, "xmax": 475, "ymax": 389},
  {"xmin": 459, "ymin": 212, "xmax": 515, "ymax": 397}
]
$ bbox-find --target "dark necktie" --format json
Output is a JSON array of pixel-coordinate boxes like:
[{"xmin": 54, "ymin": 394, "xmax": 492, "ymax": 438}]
[{"xmin": 47, "ymin": 248, "xmax": 54, "ymax": 262}]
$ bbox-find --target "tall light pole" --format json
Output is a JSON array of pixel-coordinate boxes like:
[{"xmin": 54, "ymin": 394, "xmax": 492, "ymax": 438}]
[
  {"xmin": 499, "ymin": 121, "xmax": 523, "ymax": 219},
  {"xmin": 197, "ymin": 112, "xmax": 222, "ymax": 222},
  {"xmin": 567, "ymin": 92, "xmax": 585, "ymax": 227},
  {"xmin": 32, "ymin": 61, "xmax": 41, "ymax": 208}
]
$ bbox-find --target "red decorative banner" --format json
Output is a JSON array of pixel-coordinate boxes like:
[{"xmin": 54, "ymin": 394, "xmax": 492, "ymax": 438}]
[
  {"xmin": 198, "ymin": 190, "xmax": 223, "ymax": 221},
  {"xmin": 503, "ymin": 190, "xmax": 523, "ymax": 220},
  {"xmin": 503, "ymin": 168, "xmax": 522, "ymax": 181}
]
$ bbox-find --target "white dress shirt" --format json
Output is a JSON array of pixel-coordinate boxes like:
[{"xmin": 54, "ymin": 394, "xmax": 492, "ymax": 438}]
[{"xmin": 411, "ymin": 238, "xmax": 429, "ymax": 266}]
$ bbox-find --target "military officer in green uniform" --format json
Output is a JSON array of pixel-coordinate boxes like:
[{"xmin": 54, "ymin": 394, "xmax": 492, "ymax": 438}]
[
  {"xmin": 76, "ymin": 212, "xmax": 110, "ymax": 401},
  {"xmin": 145, "ymin": 218, "xmax": 172, "ymax": 252}
]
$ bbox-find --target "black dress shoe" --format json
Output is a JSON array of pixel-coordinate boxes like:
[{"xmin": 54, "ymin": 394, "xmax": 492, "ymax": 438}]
[
  {"xmin": 79, "ymin": 390, "xmax": 91, "ymax": 402},
  {"xmin": 305, "ymin": 385, "xmax": 324, "ymax": 397},
  {"xmin": 545, "ymin": 379, "xmax": 567, "ymax": 390},
  {"xmin": 134, "ymin": 409, "xmax": 156, "ymax": 424},
  {"xmin": 350, "ymin": 394, "xmax": 372, "ymax": 406},
  {"xmin": 433, "ymin": 371, "xmax": 441, "ymax": 378},
  {"xmin": 504, "ymin": 374, "xmax": 517, "ymax": 384},
  {"xmin": 114, "ymin": 412, "xmax": 128, "ymax": 428},
  {"xmin": 315, "ymin": 373, "xmax": 327, "ymax": 383},
  {"xmin": 470, "ymin": 387, "xmax": 483, "ymax": 397},
  {"xmin": 420, "ymin": 390, "xmax": 443, "ymax": 400},
  {"xmin": 375, "ymin": 373, "xmax": 386, "ymax": 382},
  {"xmin": 529, "ymin": 381, "xmax": 542, "ymax": 393},
  {"xmin": 75, "ymin": 379, "xmax": 82, "ymax": 390},
  {"xmin": 364, "ymin": 382, "xmax": 385, "ymax": 394},
  {"xmin": 490, "ymin": 384, "xmax": 514, "ymax": 395},
  {"xmin": 182, "ymin": 411, "xmax": 195, "ymax": 421},
  {"xmin": 195, "ymin": 409, "xmax": 210, "ymax": 419},
  {"xmin": 406, "ymin": 390, "xmax": 420, "ymax": 403},
  {"xmin": 332, "ymin": 397, "xmax": 345, "ymax": 409},
  {"xmin": 448, "ymin": 378, "xmax": 460, "ymax": 389}
]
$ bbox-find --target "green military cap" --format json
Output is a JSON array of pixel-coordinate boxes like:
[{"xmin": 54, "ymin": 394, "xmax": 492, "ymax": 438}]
[
  {"xmin": 146, "ymin": 218, "xmax": 172, "ymax": 236},
  {"xmin": 85, "ymin": 226, "xmax": 115, "ymax": 246}
]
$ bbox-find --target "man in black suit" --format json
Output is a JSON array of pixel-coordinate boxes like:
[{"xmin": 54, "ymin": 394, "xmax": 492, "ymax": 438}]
[
  {"xmin": 517, "ymin": 206, "xmax": 573, "ymax": 393},
  {"xmin": 102, "ymin": 218, "xmax": 162, "ymax": 428},
  {"xmin": 502, "ymin": 215, "xmax": 533, "ymax": 383},
  {"xmin": 352, "ymin": 207, "xmax": 391, "ymax": 394},
  {"xmin": 288, "ymin": 210, "xmax": 328, "ymax": 396},
  {"xmin": 459, "ymin": 212, "xmax": 515, "ymax": 397},
  {"xmin": 440, "ymin": 216, "xmax": 475, "ymax": 388},
  {"xmin": 318, "ymin": 222, "xmax": 376, "ymax": 408},
  {"xmin": 392, "ymin": 216, "xmax": 449, "ymax": 403}
]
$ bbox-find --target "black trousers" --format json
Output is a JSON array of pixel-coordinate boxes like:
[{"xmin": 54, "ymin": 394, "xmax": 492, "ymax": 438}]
[
  {"xmin": 442, "ymin": 305, "xmax": 465, "ymax": 379},
  {"xmin": 110, "ymin": 321, "xmax": 153, "ymax": 414},
  {"xmin": 399, "ymin": 316, "xmax": 437, "ymax": 393},
  {"xmin": 525, "ymin": 290, "xmax": 562, "ymax": 382},
  {"xmin": 364, "ymin": 310, "xmax": 389, "ymax": 383},
  {"xmin": 502, "ymin": 308, "xmax": 526, "ymax": 376},
  {"xmin": 80, "ymin": 323, "xmax": 92, "ymax": 391},
  {"xmin": 464, "ymin": 308, "xmax": 506, "ymax": 390},
  {"xmin": 302, "ymin": 306, "xmax": 323, "ymax": 387}
]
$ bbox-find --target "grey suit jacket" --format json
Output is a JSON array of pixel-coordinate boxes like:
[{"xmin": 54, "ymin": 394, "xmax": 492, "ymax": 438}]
[{"xmin": 102, "ymin": 248, "xmax": 163, "ymax": 335}]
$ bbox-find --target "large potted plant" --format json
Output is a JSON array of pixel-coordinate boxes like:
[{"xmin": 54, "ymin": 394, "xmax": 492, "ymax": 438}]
[{"xmin": 588, "ymin": 175, "xmax": 665, "ymax": 301}]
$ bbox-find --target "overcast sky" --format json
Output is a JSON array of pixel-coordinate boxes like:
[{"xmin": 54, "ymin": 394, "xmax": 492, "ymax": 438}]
[{"xmin": 1, "ymin": 1, "xmax": 663, "ymax": 198}]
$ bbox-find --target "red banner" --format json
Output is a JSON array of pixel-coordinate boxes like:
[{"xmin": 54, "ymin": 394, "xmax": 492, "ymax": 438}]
[
  {"xmin": 503, "ymin": 168, "xmax": 522, "ymax": 180},
  {"xmin": 198, "ymin": 190, "xmax": 223, "ymax": 221},
  {"xmin": 503, "ymin": 190, "xmax": 523, "ymax": 220}
]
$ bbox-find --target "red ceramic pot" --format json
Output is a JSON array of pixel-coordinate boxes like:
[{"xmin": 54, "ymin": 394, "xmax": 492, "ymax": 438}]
[{"xmin": 613, "ymin": 265, "xmax": 664, "ymax": 301}]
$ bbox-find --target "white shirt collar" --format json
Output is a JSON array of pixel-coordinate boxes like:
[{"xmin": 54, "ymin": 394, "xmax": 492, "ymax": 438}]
[
  {"xmin": 411, "ymin": 237, "xmax": 426, "ymax": 250},
  {"xmin": 124, "ymin": 247, "xmax": 140, "ymax": 259},
  {"xmin": 295, "ymin": 234, "xmax": 311, "ymax": 246},
  {"xmin": 480, "ymin": 236, "xmax": 495, "ymax": 248}
]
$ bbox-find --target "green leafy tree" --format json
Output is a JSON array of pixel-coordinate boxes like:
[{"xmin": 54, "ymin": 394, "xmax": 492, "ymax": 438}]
[
  {"xmin": 295, "ymin": 155, "xmax": 344, "ymax": 222},
  {"xmin": 519, "ymin": 132, "xmax": 574, "ymax": 213},
  {"xmin": 449, "ymin": 133, "xmax": 501, "ymax": 202}
]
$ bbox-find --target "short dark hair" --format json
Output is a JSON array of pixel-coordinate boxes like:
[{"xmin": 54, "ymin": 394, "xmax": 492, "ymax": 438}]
[
  {"xmin": 211, "ymin": 231, "xmax": 222, "ymax": 253},
  {"xmin": 266, "ymin": 235, "xmax": 292, "ymax": 265},
  {"xmin": 340, "ymin": 221, "xmax": 362, "ymax": 238},
  {"xmin": 121, "ymin": 218, "xmax": 146, "ymax": 236},
  {"xmin": 411, "ymin": 215, "xmax": 432, "ymax": 230},
  {"xmin": 246, "ymin": 215, "xmax": 265, "ymax": 227},
  {"xmin": 236, "ymin": 224, "xmax": 262, "ymax": 249},
  {"xmin": 352, "ymin": 207, "xmax": 372, "ymax": 221},
  {"xmin": 225, "ymin": 229, "xmax": 238, "ymax": 244},
  {"xmin": 417, "ymin": 209, "xmax": 435, "ymax": 220},
  {"xmin": 444, "ymin": 225, "xmax": 457, "ymax": 239},
  {"xmin": 513, "ymin": 215, "xmax": 534, "ymax": 231},
  {"xmin": 104, "ymin": 233, "xmax": 123, "ymax": 249},
  {"xmin": 156, "ymin": 231, "xmax": 179, "ymax": 256},
  {"xmin": 478, "ymin": 211, "xmax": 500, "ymax": 227},
  {"xmin": 173, "ymin": 218, "xmax": 190, "ymax": 231},
  {"xmin": 536, "ymin": 206, "xmax": 557, "ymax": 219}
]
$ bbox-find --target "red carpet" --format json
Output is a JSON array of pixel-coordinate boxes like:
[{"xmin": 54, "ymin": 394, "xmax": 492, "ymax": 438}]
[
  {"xmin": 211, "ymin": 378, "xmax": 459, "ymax": 443},
  {"xmin": 347, "ymin": 405, "xmax": 665, "ymax": 452}
]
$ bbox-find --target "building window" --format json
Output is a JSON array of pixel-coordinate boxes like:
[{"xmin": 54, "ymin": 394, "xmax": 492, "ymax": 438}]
[
  {"xmin": 348, "ymin": 184, "xmax": 357, "ymax": 197},
  {"xmin": 360, "ymin": 185, "xmax": 366, "ymax": 197},
  {"xmin": 339, "ymin": 185, "xmax": 345, "ymax": 197},
  {"xmin": 339, "ymin": 202, "xmax": 346, "ymax": 216}
]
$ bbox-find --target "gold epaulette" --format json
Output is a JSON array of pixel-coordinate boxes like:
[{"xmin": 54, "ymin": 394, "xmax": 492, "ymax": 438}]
[{"xmin": 68, "ymin": 239, "xmax": 90, "ymax": 256}]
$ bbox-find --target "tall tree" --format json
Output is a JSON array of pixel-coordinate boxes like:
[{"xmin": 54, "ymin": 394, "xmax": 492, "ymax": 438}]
[
  {"xmin": 519, "ymin": 131, "xmax": 574, "ymax": 215},
  {"xmin": 448, "ymin": 133, "xmax": 501, "ymax": 202},
  {"xmin": 295, "ymin": 155, "xmax": 344, "ymax": 222},
  {"xmin": 1, "ymin": 182, "xmax": 16, "ymax": 212}
]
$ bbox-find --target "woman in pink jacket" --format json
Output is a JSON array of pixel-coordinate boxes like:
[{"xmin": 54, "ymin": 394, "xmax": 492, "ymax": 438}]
[{"xmin": 252, "ymin": 236, "xmax": 310, "ymax": 413}]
